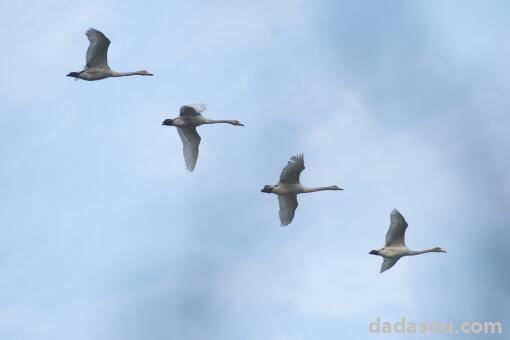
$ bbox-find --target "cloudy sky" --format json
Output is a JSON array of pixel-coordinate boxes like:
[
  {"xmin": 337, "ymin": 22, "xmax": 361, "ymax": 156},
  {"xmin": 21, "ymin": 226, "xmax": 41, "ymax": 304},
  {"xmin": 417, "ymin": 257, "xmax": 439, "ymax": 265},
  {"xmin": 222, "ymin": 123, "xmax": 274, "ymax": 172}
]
[{"xmin": 1, "ymin": 0, "xmax": 509, "ymax": 339}]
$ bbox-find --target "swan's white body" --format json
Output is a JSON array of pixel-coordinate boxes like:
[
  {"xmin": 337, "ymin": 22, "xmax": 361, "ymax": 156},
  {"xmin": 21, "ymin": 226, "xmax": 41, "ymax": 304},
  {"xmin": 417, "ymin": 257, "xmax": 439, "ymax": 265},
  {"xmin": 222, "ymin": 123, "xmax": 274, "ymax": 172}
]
[
  {"xmin": 162, "ymin": 104, "xmax": 244, "ymax": 172},
  {"xmin": 261, "ymin": 154, "xmax": 343, "ymax": 226},
  {"xmin": 67, "ymin": 28, "xmax": 153, "ymax": 81},
  {"xmin": 370, "ymin": 209, "xmax": 447, "ymax": 273}
]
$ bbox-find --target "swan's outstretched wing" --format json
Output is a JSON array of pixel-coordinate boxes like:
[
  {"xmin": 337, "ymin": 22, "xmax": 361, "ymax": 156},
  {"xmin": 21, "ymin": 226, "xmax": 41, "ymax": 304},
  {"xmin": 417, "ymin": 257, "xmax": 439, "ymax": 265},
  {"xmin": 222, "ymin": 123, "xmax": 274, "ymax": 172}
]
[
  {"xmin": 278, "ymin": 194, "xmax": 298, "ymax": 226},
  {"xmin": 385, "ymin": 209, "xmax": 408, "ymax": 247},
  {"xmin": 85, "ymin": 28, "xmax": 110, "ymax": 68},
  {"xmin": 180, "ymin": 104, "xmax": 207, "ymax": 117},
  {"xmin": 380, "ymin": 257, "xmax": 400, "ymax": 273},
  {"xmin": 279, "ymin": 153, "xmax": 305, "ymax": 184},
  {"xmin": 177, "ymin": 127, "xmax": 201, "ymax": 172}
]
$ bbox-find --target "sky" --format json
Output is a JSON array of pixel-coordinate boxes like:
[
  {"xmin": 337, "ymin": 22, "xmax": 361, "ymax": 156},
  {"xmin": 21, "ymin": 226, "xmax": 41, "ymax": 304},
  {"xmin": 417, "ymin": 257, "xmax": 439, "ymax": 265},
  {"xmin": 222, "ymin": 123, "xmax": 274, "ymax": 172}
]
[{"xmin": 0, "ymin": 0, "xmax": 509, "ymax": 339}]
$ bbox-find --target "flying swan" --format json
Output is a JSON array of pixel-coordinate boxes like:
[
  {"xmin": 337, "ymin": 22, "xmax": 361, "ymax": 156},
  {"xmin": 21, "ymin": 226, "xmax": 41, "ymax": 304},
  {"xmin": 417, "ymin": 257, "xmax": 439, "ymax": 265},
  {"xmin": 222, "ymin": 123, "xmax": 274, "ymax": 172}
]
[
  {"xmin": 261, "ymin": 153, "xmax": 343, "ymax": 226},
  {"xmin": 162, "ymin": 104, "xmax": 244, "ymax": 172},
  {"xmin": 67, "ymin": 28, "xmax": 153, "ymax": 81},
  {"xmin": 369, "ymin": 209, "xmax": 447, "ymax": 273}
]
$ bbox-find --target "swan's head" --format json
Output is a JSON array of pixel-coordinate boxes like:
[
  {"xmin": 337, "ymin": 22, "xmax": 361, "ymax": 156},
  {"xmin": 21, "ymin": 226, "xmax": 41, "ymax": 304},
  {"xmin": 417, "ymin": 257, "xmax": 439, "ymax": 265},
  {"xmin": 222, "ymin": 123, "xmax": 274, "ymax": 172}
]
[
  {"xmin": 232, "ymin": 120, "xmax": 244, "ymax": 126},
  {"xmin": 369, "ymin": 250, "xmax": 379, "ymax": 255},
  {"xmin": 433, "ymin": 247, "xmax": 447, "ymax": 253},
  {"xmin": 162, "ymin": 119, "xmax": 174, "ymax": 126},
  {"xmin": 66, "ymin": 72, "xmax": 80, "ymax": 78},
  {"xmin": 330, "ymin": 185, "xmax": 344, "ymax": 190},
  {"xmin": 139, "ymin": 70, "xmax": 154, "ymax": 76},
  {"xmin": 261, "ymin": 185, "xmax": 274, "ymax": 193}
]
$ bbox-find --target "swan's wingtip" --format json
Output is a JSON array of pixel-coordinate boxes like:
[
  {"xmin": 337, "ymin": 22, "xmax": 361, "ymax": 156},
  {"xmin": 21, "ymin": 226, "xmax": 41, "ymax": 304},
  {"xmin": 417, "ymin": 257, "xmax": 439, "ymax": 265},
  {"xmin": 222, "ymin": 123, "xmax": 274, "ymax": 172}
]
[{"xmin": 379, "ymin": 266, "xmax": 389, "ymax": 273}]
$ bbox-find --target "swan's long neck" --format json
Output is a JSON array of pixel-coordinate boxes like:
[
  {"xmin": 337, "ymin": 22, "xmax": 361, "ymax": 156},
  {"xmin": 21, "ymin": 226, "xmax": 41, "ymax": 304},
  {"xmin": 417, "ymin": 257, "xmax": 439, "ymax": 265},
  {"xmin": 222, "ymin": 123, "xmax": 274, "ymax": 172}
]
[
  {"xmin": 303, "ymin": 185, "xmax": 339, "ymax": 193},
  {"xmin": 111, "ymin": 70, "xmax": 149, "ymax": 77},
  {"xmin": 407, "ymin": 248, "xmax": 440, "ymax": 256},
  {"xmin": 204, "ymin": 119, "xmax": 238, "ymax": 125}
]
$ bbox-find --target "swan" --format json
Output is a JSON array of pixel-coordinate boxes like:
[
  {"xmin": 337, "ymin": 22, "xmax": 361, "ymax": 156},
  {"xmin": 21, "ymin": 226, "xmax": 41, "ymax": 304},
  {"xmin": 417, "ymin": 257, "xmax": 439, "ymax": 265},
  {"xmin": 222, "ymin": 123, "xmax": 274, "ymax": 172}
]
[
  {"xmin": 67, "ymin": 28, "xmax": 153, "ymax": 81},
  {"xmin": 261, "ymin": 153, "xmax": 343, "ymax": 226},
  {"xmin": 369, "ymin": 209, "xmax": 447, "ymax": 273},
  {"xmin": 162, "ymin": 104, "xmax": 244, "ymax": 172}
]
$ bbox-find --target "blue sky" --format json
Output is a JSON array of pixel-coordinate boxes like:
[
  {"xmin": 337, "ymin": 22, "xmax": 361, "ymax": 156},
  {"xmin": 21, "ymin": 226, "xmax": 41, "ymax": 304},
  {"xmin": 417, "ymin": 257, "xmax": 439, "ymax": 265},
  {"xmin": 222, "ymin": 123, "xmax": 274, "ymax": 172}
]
[{"xmin": 0, "ymin": 0, "xmax": 509, "ymax": 339}]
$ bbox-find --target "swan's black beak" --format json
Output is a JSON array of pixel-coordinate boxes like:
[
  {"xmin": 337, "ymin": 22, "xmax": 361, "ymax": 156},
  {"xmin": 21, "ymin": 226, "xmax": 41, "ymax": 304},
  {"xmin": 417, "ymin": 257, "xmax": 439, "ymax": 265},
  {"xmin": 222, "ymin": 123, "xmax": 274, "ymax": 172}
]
[
  {"xmin": 162, "ymin": 119, "xmax": 174, "ymax": 126},
  {"xmin": 369, "ymin": 250, "xmax": 379, "ymax": 255},
  {"xmin": 261, "ymin": 185, "xmax": 273, "ymax": 193}
]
